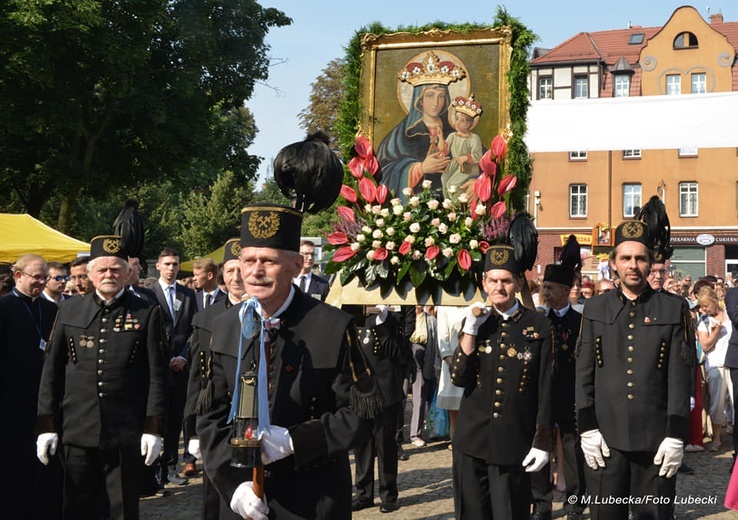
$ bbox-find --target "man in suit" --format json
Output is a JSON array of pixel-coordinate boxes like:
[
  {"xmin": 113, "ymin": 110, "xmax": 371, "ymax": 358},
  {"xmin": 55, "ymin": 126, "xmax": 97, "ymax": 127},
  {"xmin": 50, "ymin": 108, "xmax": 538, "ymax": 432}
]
[
  {"xmin": 293, "ymin": 240, "xmax": 330, "ymax": 301},
  {"xmin": 41, "ymin": 261, "xmax": 71, "ymax": 306},
  {"xmin": 197, "ymin": 203, "xmax": 380, "ymax": 520},
  {"xmin": 70, "ymin": 255, "xmax": 95, "ymax": 296},
  {"xmin": 127, "ymin": 256, "xmax": 158, "ymax": 306},
  {"xmin": 193, "ymin": 257, "xmax": 226, "ymax": 311},
  {"xmin": 576, "ymin": 220, "xmax": 695, "ymax": 519},
  {"xmin": 36, "ymin": 236, "xmax": 168, "ymax": 519},
  {"xmin": 152, "ymin": 247, "xmax": 198, "ymax": 485},
  {"xmin": 1, "ymin": 254, "xmax": 63, "ymax": 519}
]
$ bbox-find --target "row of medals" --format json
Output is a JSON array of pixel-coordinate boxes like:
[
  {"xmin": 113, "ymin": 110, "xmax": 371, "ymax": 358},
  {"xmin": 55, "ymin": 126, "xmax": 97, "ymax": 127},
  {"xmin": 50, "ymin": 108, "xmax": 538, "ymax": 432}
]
[{"xmin": 79, "ymin": 314, "xmax": 141, "ymax": 348}]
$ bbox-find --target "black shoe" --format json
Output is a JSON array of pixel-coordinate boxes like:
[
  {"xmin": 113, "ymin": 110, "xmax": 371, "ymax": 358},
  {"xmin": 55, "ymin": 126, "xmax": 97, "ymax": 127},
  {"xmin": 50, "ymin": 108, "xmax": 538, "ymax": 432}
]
[
  {"xmin": 397, "ymin": 446, "xmax": 409, "ymax": 461},
  {"xmin": 352, "ymin": 498, "xmax": 374, "ymax": 512},
  {"xmin": 678, "ymin": 462, "xmax": 694, "ymax": 475},
  {"xmin": 380, "ymin": 502, "xmax": 398, "ymax": 513},
  {"xmin": 164, "ymin": 466, "xmax": 189, "ymax": 485},
  {"xmin": 530, "ymin": 512, "xmax": 552, "ymax": 520}
]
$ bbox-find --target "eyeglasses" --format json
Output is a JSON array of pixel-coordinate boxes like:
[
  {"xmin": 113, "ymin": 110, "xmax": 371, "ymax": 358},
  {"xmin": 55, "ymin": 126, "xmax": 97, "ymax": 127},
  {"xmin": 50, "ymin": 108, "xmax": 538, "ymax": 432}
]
[
  {"xmin": 70, "ymin": 274, "xmax": 89, "ymax": 282},
  {"xmin": 22, "ymin": 271, "xmax": 47, "ymax": 282},
  {"xmin": 49, "ymin": 275, "xmax": 69, "ymax": 282}
]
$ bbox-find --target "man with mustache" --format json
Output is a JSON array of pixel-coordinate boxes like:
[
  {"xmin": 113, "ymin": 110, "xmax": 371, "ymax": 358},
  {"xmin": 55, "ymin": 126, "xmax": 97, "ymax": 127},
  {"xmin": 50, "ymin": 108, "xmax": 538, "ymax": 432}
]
[{"xmin": 576, "ymin": 220, "xmax": 695, "ymax": 520}]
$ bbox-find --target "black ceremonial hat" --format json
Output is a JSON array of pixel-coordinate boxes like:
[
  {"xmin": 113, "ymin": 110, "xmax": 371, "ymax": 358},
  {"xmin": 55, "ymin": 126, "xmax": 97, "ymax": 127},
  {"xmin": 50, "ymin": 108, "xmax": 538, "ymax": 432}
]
[
  {"xmin": 614, "ymin": 220, "xmax": 653, "ymax": 250},
  {"xmin": 222, "ymin": 238, "xmax": 241, "ymax": 263},
  {"xmin": 89, "ymin": 235, "xmax": 128, "ymax": 260},
  {"xmin": 240, "ymin": 204, "xmax": 302, "ymax": 252},
  {"xmin": 484, "ymin": 244, "xmax": 521, "ymax": 274},
  {"xmin": 543, "ymin": 264, "xmax": 575, "ymax": 287}
]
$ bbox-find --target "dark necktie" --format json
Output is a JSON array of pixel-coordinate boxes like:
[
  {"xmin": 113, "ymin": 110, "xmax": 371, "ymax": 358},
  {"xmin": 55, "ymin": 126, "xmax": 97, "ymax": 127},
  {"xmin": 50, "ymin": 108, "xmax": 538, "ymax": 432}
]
[
  {"xmin": 206, "ymin": 293, "xmax": 212, "ymax": 308},
  {"xmin": 299, "ymin": 276, "xmax": 306, "ymax": 292}
]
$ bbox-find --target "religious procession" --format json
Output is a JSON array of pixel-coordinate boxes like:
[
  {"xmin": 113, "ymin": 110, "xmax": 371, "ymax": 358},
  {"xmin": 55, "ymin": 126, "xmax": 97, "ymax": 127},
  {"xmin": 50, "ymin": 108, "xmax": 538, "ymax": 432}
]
[{"xmin": 4, "ymin": 3, "xmax": 738, "ymax": 520}]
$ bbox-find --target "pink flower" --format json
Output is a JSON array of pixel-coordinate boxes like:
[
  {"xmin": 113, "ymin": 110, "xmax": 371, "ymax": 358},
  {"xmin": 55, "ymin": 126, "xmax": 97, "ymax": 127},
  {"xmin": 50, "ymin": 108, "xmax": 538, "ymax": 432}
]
[
  {"xmin": 348, "ymin": 156, "xmax": 365, "ymax": 179},
  {"xmin": 479, "ymin": 150, "xmax": 497, "ymax": 178},
  {"xmin": 364, "ymin": 155, "xmax": 381, "ymax": 178},
  {"xmin": 425, "ymin": 245, "xmax": 440, "ymax": 261},
  {"xmin": 327, "ymin": 232, "xmax": 348, "ymax": 245},
  {"xmin": 491, "ymin": 134, "xmax": 508, "ymax": 160},
  {"xmin": 337, "ymin": 206, "xmax": 355, "ymax": 223},
  {"xmin": 479, "ymin": 241, "xmax": 490, "ymax": 254},
  {"xmin": 490, "ymin": 201, "xmax": 507, "ymax": 219},
  {"xmin": 332, "ymin": 246, "xmax": 357, "ymax": 263},
  {"xmin": 497, "ymin": 175, "xmax": 517, "ymax": 196},
  {"xmin": 399, "ymin": 241, "xmax": 412, "ymax": 255},
  {"xmin": 376, "ymin": 184, "xmax": 389, "ymax": 205},
  {"xmin": 358, "ymin": 177, "xmax": 377, "ymax": 204},
  {"xmin": 354, "ymin": 135, "xmax": 373, "ymax": 158},
  {"xmin": 474, "ymin": 174, "xmax": 492, "ymax": 203},
  {"xmin": 340, "ymin": 185, "xmax": 357, "ymax": 203},
  {"xmin": 457, "ymin": 249, "xmax": 472, "ymax": 270},
  {"xmin": 373, "ymin": 248, "xmax": 388, "ymax": 261}
]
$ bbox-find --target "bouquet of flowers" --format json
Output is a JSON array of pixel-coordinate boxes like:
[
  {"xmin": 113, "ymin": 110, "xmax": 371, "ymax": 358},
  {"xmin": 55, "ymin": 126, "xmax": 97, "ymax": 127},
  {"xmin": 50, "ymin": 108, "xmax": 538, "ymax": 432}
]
[{"xmin": 324, "ymin": 134, "xmax": 519, "ymax": 302}]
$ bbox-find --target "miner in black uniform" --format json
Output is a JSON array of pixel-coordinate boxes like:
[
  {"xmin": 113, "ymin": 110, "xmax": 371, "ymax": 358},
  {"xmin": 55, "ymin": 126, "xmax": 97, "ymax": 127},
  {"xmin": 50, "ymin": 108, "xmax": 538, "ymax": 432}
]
[
  {"xmin": 530, "ymin": 261, "xmax": 586, "ymax": 520},
  {"xmin": 1, "ymin": 254, "xmax": 62, "ymax": 519},
  {"xmin": 197, "ymin": 202, "xmax": 380, "ymax": 520},
  {"xmin": 185, "ymin": 237, "xmax": 244, "ymax": 520},
  {"xmin": 36, "ymin": 235, "xmax": 170, "ymax": 519},
  {"xmin": 352, "ymin": 305, "xmax": 410, "ymax": 513},
  {"xmin": 451, "ymin": 244, "xmax": 553, "ymax": 520},
  {"xmin": 576, "ymin": 220, "xmax": 695, "ymax": 520}
]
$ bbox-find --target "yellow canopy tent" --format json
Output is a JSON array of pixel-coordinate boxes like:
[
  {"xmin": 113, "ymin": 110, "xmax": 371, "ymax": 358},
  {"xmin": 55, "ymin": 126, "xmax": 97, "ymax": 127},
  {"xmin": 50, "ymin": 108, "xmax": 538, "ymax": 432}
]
[
  {"xmin": 180, "ymin": 243, "xmax": 227, "ymax": 272},
  {"xmin": 0, "ymin": 213, "xmax": 90, "ymax": 264}
]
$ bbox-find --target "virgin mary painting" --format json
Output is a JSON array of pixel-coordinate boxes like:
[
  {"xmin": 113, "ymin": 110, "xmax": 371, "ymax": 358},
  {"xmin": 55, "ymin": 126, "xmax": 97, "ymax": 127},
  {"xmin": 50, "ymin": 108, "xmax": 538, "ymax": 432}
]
[{"xmin": 376, "ymin": 51, "xmax": 467, "ymax": 198}]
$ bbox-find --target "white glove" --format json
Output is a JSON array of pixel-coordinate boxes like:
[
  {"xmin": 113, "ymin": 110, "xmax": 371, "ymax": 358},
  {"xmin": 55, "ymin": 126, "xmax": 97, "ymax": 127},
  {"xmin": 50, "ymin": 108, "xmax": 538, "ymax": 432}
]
[
  {"xmin": 188, "ymin": 438, "xmax": 201, "ymax": 460},
  {"xmin": 230, "ymin": 481, "xmax": 269, "ymax": 520},
  {"xmin": 375, "ymin": 305, "xmax": 389, "ymax": 325},
  {"xmin": 462, "ymin": 302, "xmax": 490, "ymax": 336},
  {"xmin": 580, "ymin": 429, "xmax": 610, "ymax": 469},
  {"xmin": 653, "ymin": 437, "xmax": 684, "ymax": 478},
  {"xmin": 140, "ymin": 433, "xmax": 162, "ymax": 466},
  {"xmin": 36, "ymin": 432, "xmax": 58, "ymax": 465},
  {"xmin": 690, "ymin": 396, "xmax": 696, "ymax": 411},
  {"xmin": 260, "ymin": 426, "xmax": 294, "ymax": 465},
  {"xmin": 522, "ymin": 447, "xmax": 549, "ymax": 473}
]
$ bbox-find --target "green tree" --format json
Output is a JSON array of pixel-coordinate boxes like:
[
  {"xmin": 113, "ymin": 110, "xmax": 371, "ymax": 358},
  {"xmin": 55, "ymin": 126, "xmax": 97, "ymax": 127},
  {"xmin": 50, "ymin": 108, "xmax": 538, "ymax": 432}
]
[
  {"xmin": 0, "ymin": 0, "xmax": 290, "ymax": 231},
  {"xmin": 297, "ymin": 58, "xmax": 346, "ymax": 150}
]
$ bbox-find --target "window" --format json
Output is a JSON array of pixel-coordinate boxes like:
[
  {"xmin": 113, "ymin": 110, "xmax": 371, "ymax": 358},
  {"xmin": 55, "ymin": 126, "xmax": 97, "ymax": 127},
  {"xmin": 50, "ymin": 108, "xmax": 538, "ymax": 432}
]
[
  {"xmin": 539, "ymin": 77, "xmax": 552, "ymax": 100},
  {"xmin": 679, "ymin": 147, "xmax": 698, "ymax": 157},
  {"xmin": 623, "ymin": 184, "xmax": 642, "ymax": 217},
  {"xmin": 569, "ymin": 151, "xmax": 587, "ymax": 161},
  {"xmin": 679, "ymin": 182, "xmax": 698, "ymax": 217},
  {"xmin": 622, "ymin": 149, "xmax": 642, "ymax": 159},
  {"xmin": 674, "ymin": 32, "xmax": 699, "ymax": 49},
  {"xmin": 629, "ymin": 33, "xmax": 645, "ymax": 45},
  {"xmin": 570, "ymin": 184, "xmax": 588, "ymax": 217},
  {"xmin": 691, "ymin": 73, "xmax": 707, "ymax": 94},
  {"xmin": 614, "ymin": 75, "xmax": 630, "ymax": 97},
  {"xmin": 666, "ymin": 74, "xmax": 681, "ymax": 95},
  {"xmin": 574, "ymin": 76, "xmax": 588, "ymax": 98}
]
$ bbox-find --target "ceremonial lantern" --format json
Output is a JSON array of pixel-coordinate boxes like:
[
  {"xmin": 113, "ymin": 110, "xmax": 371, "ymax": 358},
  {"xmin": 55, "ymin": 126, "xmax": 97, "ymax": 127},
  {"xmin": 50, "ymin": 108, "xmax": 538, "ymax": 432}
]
[{"xmin": 229, "ymin": 369, "xmax": 261, "ymax": 468}]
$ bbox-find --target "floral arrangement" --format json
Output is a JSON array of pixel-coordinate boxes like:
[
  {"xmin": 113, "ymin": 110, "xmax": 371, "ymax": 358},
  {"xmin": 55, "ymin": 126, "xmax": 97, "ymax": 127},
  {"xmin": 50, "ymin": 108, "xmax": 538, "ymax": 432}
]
[
  {"xmin": 324, "ymin": 134, "xmax": 519, "ymax": 301},
  {"xmin": 596, "ymin": 222, "xmax": 610, "ymax": 232}
]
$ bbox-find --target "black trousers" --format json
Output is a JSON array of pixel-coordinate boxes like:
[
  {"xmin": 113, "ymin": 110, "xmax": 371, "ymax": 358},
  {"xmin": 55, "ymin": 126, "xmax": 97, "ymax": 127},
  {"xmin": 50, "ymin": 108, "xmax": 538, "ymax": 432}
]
[
  {"xmin": 584, "ymin": 447, "xmax": 676, "ymax": 520},
  {"xmin": 354, "ymin": 402, "xmax": 401, "ymax": 504},
  {"xmin": 162, "ymin": 367, "xmax": 190, "ymax": 466},
  {"xmin": 202, "ymin": 471, "xmax": 223, "ymax": 520},
  {"xmin": 530, "ymin": 422, "xmax": 586, "ymax": 514},
  {"xmin": 452, "ymin": 450, "xmax": 531, "ymax": 520},
  {"xmin": 63, "ymin": 444, "xmax": 143, "ymax": 520}
]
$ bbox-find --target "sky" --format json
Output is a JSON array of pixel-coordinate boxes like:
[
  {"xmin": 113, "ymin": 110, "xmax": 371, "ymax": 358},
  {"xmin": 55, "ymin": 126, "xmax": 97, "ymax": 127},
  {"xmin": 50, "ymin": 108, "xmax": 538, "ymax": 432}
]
[{"xmin": 247, "ymin": 1, "xmax": 728, "ymax": 184}]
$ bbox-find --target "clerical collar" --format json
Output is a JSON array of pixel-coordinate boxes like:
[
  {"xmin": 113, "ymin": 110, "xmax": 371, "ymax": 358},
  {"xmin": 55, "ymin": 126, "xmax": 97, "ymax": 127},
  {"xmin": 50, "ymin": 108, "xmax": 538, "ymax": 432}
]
[
  {"xmin": 264, "ymin": 286, "xmax": 295, "ymax": 320},
  {"xmin": 96, "ymin": 288, "xmax": 126, "ymax": 305},
  {"xmin": 12, "ymin": 288, "xmax": 37, "ymax": 302},
  {"xmin": 495, "ymin": 300, "xmax": 520, "ymax": 320}
]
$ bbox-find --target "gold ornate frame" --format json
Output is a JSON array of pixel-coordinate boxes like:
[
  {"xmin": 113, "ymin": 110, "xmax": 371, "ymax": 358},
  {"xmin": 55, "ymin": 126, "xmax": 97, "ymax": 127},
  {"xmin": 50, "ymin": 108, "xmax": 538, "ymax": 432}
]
[{"xmin": 359, "ymin": 28, "xmax": 512, "ymax": 147}]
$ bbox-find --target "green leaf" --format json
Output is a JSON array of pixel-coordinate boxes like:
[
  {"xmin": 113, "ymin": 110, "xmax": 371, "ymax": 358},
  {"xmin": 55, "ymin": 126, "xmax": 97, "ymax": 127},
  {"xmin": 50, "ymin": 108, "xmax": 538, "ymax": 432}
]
[
  {"xmin": 409, "ymin": 261, "xmax": 426, "ymax": 287},
  {"xmin": 470, "ymin": 250, "xmax": 482, "ymax": 262},
  {"xmin": 365, "ymin": 264, "xmax": 376, "ymax": 285},
  {"xmin": 376, "ymin": 260, "xmax": 390, "ymax": 279},
  {"xmin": 340, "ymin": 269, "xmax": 356, "ymax": 286},
  {"xmin": 444, "ymin": 258, "xmax": 458, "ymax": 278},
  {"xmin": 397, "ymin": 259, "xmax": 411, "ymax": 283}
]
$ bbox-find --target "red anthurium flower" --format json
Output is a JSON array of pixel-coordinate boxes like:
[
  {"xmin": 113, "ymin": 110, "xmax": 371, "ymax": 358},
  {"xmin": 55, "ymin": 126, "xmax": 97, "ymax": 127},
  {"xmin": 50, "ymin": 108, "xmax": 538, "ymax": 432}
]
[
  {"xmin": 354, "ymin": 135, "xmax": 373, "ymax": 158},
  {"xmin": 358, "ymin": 177, "xmax": 377, "ymax": 204},
  {"xmin": 457, "ymin": 249, "xmax": 472, "ymax": 270},
  {"xmin": 497, "ymin": 175, "xmax": 517, "ymax": 196},
  {"xmin": 364, "ymin": 155, "xmax": 381, "ymax": 178},
  {"xmin": 340, "ymin": 185, "xmax": 357, "ymax": 203},
  {"xmin": 332, "ymin": 246, "xmax": 357, "ymax": 263},
  {"xmin": 491, "ymin": 135, "xmax": 508, "ymax": 159},
  {"xmin": 479, "ymin": 241, "xmax": 490, "ymax": 254},
  {"xmin": 327, "ymin": 232, "xmax": 348, "ymax": 245},
  {"xmin": 399, "ymin": 241, "xmax": 412, "ymax": 255},
  {"xmin": 474, "ymin": 174, "xmax": 492, "ymax": 203},
  {"xmin": 490, "ymin": 201, "xmax": 507, "ymax": 219},
  {"xmin": 348, "ymin": 156, "xmax": 365, "ymax": 179},
  {"xmin": 425, "ymin": 245, "xmax": 440, "ymax": 261},
  {"xmin": 337, "ymin": 206, "xmax": 355, "ymax": 223},
  {"xmin": 373, "ymin": 248, "xmax": 388, "ymax": 261},
  {"xmin": 478, "ymin": 150, "xmax": 497, "ymax": 178},
  {"xmin": 376, "ymin": 184, "xmax": 389, "ymax": 205}
]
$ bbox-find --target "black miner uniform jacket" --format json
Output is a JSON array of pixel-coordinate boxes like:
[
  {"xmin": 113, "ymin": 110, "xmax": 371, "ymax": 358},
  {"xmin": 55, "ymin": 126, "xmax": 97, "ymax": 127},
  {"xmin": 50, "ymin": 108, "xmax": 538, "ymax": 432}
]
[
  {"xmin": 37, "ymin": 291, "xmax": 169, "ymax": 447},
  {"xmin": 548, "ymin": 306, "xmax": 582, "ymax": 425},
  {"xmin": 575, "ymin": 287, "xmax": 694, "ymax": 452},
  {"xmin": 197, "ymin": 289, "xmax": 375, "ymax": 520},
  {"xmin": 451, "ymin": 306, "xmax": 554, "ymax": 465}
]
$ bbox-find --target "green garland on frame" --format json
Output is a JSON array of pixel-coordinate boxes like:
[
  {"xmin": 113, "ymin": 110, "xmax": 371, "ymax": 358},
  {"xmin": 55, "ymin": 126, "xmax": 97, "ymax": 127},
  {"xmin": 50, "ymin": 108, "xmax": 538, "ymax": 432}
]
[{"xmin": 335, "ymin": 7, "xmax": 539, "ymax": 212}]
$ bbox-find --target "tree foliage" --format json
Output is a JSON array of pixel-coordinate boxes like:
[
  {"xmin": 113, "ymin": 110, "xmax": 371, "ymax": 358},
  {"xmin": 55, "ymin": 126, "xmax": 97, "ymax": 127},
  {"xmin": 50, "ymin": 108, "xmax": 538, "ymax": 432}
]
[
  {"xmin": 297, "ymin": 58, "xmax": 346, "ymax": 149},
  {"xmin": 0, "ymin": 0, "xmax": 291, "ymax": 231}
]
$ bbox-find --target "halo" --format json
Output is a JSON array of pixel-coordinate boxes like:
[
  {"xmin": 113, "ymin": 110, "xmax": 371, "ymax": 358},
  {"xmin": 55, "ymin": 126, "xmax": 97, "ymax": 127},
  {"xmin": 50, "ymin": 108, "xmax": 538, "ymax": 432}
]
[
  {"xmin": 448, "ymin": 106, "xmax": 480, "ymax": 131},
  {"xmin": 397, "ymin": 49, "xmax": 470, "ymax": 114}
]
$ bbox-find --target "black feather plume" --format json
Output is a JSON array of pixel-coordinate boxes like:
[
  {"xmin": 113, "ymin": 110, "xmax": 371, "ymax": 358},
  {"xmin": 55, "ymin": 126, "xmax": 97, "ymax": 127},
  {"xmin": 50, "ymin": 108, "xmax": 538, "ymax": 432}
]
[
  {"xmin": 635, "ymin": 195, "xmax": 672, "ymax": 261},
  {"xmin": 273, "ymin": 130, "xmax": 343, "ymax": 214},
  {"xmin": 113, "ymin": 198, "xmax": 145, "ymax": 259},
  {"xmin": 559, "ymin": 234, "xmax": 582, "ymax": 272},
  {"xmin": 506, "ymin": 211, "xmax": 538, "ymax": 272}
]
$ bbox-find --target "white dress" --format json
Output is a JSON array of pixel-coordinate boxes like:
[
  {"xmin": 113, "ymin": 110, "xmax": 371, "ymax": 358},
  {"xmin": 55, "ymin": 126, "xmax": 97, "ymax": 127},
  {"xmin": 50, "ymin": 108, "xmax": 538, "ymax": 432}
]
[{"xmin": 435, "ymin": 306, "xmax": 465, "ymax": 410}]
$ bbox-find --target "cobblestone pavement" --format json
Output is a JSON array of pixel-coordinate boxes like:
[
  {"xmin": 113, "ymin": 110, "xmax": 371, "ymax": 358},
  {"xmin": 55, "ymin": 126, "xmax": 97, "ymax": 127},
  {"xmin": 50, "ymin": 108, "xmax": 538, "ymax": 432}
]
[{"xmin": 141, "ymin": 438, "xmax": 738, "ymax": 519}]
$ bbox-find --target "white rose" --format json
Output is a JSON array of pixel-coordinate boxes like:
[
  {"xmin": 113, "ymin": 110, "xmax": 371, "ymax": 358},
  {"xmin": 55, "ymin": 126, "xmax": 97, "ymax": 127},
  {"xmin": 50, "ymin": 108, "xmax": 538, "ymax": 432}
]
[
  {"xmin": 409, "ymin": 223, "xmax": 421, "ymax": 233},
  {"xmin": 380, "ymin": 208, "xmax": 390, "ymax": 218},
  {"xmin": 403, "ymin": 212, "xmax": 412, "ymax": 221},
  {"xmin": 364, "ymin": 204, "xmax": 372, "ymax": 213},
  {"xmin": 469, "ymin": 239, "xmax": 479, "ymax": 250},
  {"xmin": 402, "ymin": 187, "xmax": 413, "ymax": 197},
  {"xmin": 392, "ymin": 205, "xmax": 404, "ymax": 216},
  {"xmin": 443, "ymin": 199, "xmax": 453, "ymax": 210},
  {"xmin": 372, "ymin": 229, "xmax": 383, "ymax": 239},
  {"xmin": 404, "ymin": 235, "xmax": 416, "ymax": 244},
  {"xmin": 372, "ymin": 240, "xmax": 382, "ymax": 249},
  {"xmin": 386, "ymin": 241, "xmax": 396, "ymax": 251},
  {"xmin": 422, "ymin": 180, "xmax": 433, "ymax": 189},
  {"xmin": 424, "ymin": 237, "xmax": 435, "ymax": 247},
  {"xmin": 442, "ymin": 247, "xmax": 454, "ymax": 258},
  {"xmin": 372, "ymin": 205, "xmax": 382, "ymax": 215},
  {"xmin": 351, "ymin": 242, "xmax": 361, "ymax": 251},
  {"xmin": 431, "ymin": 218, "xmax": 440, "ymax": 227},
  {"xmin": 390, "ymin": 256, "xmax": 400, "ymax": 265},
  {"xmin": 412, "ymin": 250, "xmax": 422, "ymax": 260},
  {"xmin": 390, "ymin": 198, "xmax": 402, "ymax": 206},
  {"xmin": 375, "ymin": 218, "xmax": 385, "ymax": 228},
  {"xmin": 449, "ymin": 233, "xmax": 462, "ymax": 244},
  {"xmin": 439, "ymin": 223, "xmax": 448, "ymax": 234},
  {"xmin": 356, "ymin": 234, "xmax": 366, "ymax": 243},
  {"xmin": 458, "ymin": 193, "xmax": 469, "ymax": 204},
  {"xmin": 409, "ymin": 197, "xmax": 420, "ymax": 207},
  {"xmin": 427, "ymin": 199, "xmax": 439, "ymax": 210},
  {"xmin": 386, "ymin": 227, "xmax": 395, "ymax": 236},
  {"xmin": 362, "ymin": 226, "xmax": 372, "ymax": 234},
  {"xmin": 448, "ymin": 212, "xmax": 457, "ymax": 222},
  {"xmin": 448, "ymin": 185, "xmax": 457, "ymax": 194},
  {"xmin": 465, "ymin": 217, "xmax": 474, "ymax": 227},
  {"xmin": 475, "ymin": 204, "xmax": 486, "ymax": 216},
  {"xmin": 366, "ymin": 250, "xmax": 375, "ymax": 261}
]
